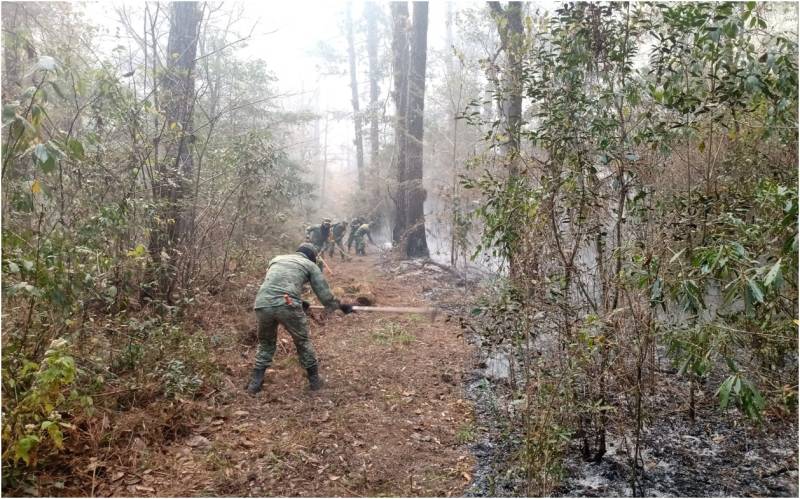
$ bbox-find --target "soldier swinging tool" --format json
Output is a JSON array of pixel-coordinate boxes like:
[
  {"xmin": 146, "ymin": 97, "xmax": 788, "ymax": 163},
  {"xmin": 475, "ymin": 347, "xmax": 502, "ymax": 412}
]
[{"xmin": 247, "ymin": 242, "xmax": 354, "ymax": 394}]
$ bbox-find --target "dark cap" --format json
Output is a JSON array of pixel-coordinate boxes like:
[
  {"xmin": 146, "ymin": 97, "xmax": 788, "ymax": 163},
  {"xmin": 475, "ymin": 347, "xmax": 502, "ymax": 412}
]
[{"xmin": 296, "ymin": 242, "xmax": 317, "ymax": 262}]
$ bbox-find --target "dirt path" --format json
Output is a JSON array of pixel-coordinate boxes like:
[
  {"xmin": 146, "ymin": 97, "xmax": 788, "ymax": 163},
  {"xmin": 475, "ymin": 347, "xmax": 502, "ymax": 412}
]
[{"xmin": 109, "ymin": 253, "xmax": 475, "ymax": 497}]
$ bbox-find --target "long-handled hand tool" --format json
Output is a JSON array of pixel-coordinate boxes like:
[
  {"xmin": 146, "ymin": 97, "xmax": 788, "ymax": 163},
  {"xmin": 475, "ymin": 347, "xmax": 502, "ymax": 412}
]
[
  {"xmin": 308, "ymin": 304, "xmax": 438, "ymax": 318},
  {"xmin": 318, "ymin": 257, "xmax": 335, "ymax": 275}
]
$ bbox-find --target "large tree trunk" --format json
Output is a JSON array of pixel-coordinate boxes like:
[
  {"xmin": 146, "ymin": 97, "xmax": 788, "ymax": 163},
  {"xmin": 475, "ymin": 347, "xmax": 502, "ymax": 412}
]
[
  {"xmin": 488, "ymin": 1, "xmax": 524, "ymax": 277},
  {"xmin": 147, "ymin": 1, "xmax": 202, "ymax": 301},
  {"xmin": 1, "ymin": 2, "xmax": 26, "ymax": 102},
  {"xmin": 488, "ymin": 1, "xmax": 523, "ymax": 176},
  {"xmin": 404, "ymin": 1, "xmax": 429, "ymax": 258},
  {"xmin": 365, "ymin": 2, "xmax": 381, "ymax": 170},
  {"xmin": 346, "ymin": 2, "xmax": 365, "ymax": 190},
  {"xmin": 390, "ymin": 2, "xmax": 410, "ymax": 244},
  {"xmin": 446, "ymin": 2, "xmax": 459, "ymax": 267},
  {"xmin": 321, "ymin": 113, "xmax": 329, "ymax": 208}
]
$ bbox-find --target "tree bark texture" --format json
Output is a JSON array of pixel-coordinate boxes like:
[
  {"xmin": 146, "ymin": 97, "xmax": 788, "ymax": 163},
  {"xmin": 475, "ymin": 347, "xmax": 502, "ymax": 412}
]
[
  {"xmin": 403, "ymin": 1, "xmax": 429, "ymax": 258},
  {"xmin": 365, "ymin": 1, "xmax": 381, "ymax": 171},
  {"xmin": 346, "ymin": 2, "xmax": 365, "ymax": 190},
  {"xmin": 390, "ymin": 2, "xmax": 409, "ymax": 244},
  {"xmin": 1, "ymin": 2, "xmax": 26, "ymax": 101},
  {"xmin": 488, "ymin": 1, "xmax": 523, "ymax": 176},
  {"xmin": 488, "ymin": 1, "xmax": 524, "ymax": 277},
  {"xmin": 148, "ymin": 1, "xmax": 202, "ymax": 300}
]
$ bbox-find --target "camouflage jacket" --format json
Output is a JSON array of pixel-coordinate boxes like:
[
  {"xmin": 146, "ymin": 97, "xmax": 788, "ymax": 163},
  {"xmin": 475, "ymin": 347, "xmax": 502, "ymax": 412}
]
[
  {"xmin": 349, "ymin": 218, "xmax": 364, "ymax": 232},
  {"xmin": 306, "ymin": 225, "xmax": 332, "ymax": 246},
  {"xmin": 354, "ymin": 224, "xmax": 374, "ymax": 243},
  {"xmin": 331, "ymin": 222, "xmax": 347, "ymax": 240},
  {"xmin": 253, "ymin": 253, "xmax": 340, "ymax": 310}
]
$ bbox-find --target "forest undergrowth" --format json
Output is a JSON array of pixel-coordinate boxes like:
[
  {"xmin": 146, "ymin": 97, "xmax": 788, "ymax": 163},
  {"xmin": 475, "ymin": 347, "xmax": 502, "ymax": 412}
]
[
  {"xmin": 1, "ymin": 1, "xmax": 798, "ymax": 497},
  {"xmin": 459, "ymin": 2, "xmax": 798, "ymax": 496},
  {"xmin": 3, "ymin": 252, "xmax": 477, "ymax": 497}
]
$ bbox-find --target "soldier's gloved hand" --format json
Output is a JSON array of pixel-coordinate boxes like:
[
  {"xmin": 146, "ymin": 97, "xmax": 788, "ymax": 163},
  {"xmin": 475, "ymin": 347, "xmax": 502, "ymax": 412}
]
[
  {"xmin": 339, "ymin": 304, "xmax": 354, "ymax": 314},
  {"xmin": 302, "ymin": 300, "xmax": 311, "ymax": 311}
]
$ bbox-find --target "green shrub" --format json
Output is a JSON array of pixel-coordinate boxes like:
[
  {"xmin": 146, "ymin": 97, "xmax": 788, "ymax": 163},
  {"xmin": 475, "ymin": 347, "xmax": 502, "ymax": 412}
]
[{"xmin": 2, "ymin": 339, "xmax": 92, "ymax": 471}]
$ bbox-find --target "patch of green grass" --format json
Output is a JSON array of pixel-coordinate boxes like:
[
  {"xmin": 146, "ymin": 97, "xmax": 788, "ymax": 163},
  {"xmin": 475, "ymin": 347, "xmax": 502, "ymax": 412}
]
[
  {"xmin": 456, "ymin": 423, "xmax": 476, "ymax": 444},
  {"xmin": 372, "ymin": 322, "xmax": 416, "ymax": 346},
  {"xmin": 205, "ymin": 448, "xmax": 231, "ymax": 471},
  {"xmin": 407, "ymin": 313, "xmax": 424, "ymax": 324}
]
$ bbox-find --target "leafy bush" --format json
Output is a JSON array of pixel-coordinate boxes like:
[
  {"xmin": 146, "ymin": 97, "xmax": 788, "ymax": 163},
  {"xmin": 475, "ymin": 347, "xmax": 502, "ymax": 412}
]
[
  {"xmin": 2, "ymin": 339, "xmax": 91, "ymax": 471},
  {"xmin": 157, "ymin": 360, "xmax": 203, "ymax": 399}
]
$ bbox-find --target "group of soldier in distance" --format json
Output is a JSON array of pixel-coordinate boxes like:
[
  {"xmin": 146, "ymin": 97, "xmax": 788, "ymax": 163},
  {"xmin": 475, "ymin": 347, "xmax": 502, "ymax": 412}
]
[
  {"xmin": 245, "ymin": 216, "xmax": 376, "ymax": 395},
  {"xmin": 305, "ymin": 216, "xmax": 375, "ymax": 259}
]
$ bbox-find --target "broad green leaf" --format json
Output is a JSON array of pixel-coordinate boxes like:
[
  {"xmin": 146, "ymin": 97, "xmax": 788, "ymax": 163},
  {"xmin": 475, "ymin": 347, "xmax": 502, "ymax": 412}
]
[
  {"xmin": 33, "ymin": 144, "xmax": 56, "ymax": 173},
  {"xmin": 42, "ymin": 421, "xmax": 64, "ymax": 449},
  {"xmin": 66, "ymin": 138, "xmax": 85, "ymax": 160},
  {"xmin": 14, "ymin": 435, "xmax": 41, "ymax": 465},
  {"xmin": 716, "ymin": 375, "xmax": 735, "ymax": 409},
  {"xmin": 33, "ymin": 144, "xmax": 48, "ymax": 163},
  {"xmin": 41, "ymin": 155, "xmax": 56, "ymax": 173},
  {"xmin": 3, "ymin": 103, "xmax": 18, "ymax": 122},
  {"xmin": 747, "ymin": 279, "xmax": 764, "ymax": 303},
  {"xmin": 649, "ymin": 277, "xmax": 663, "ymax": 304},
  {"xmin": 763, "ymin": 259, "xmax": 782, "ymax": 288}
]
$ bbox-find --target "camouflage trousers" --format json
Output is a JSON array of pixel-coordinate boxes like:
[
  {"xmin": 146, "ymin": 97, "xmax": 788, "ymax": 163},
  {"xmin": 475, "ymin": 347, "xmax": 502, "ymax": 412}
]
[
  {"xmin": 354, "ymin": 237, "xmax": 366, "ymax": 255},
  {"xmin": 322, "ymin": 238, "xmax": 346, "ymax": 259},
  {"xmin": 253, "ymin": 305, "xmax": 317, "ymax": 370}
]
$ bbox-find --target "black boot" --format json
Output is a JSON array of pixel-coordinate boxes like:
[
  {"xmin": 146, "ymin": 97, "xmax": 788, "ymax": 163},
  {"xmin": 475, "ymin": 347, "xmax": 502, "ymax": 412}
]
[
  {"xmin": 307, "ymin": 365, "xmax": 325, "ymax": 391},
  {"xmin": 246, "ymin": 368, "xmax": 266, "ymax": 395}
]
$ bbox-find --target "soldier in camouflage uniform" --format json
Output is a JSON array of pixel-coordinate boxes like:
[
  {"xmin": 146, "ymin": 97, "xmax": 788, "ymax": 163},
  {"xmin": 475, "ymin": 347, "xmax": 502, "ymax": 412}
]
[
  {"xmin": 353, "ymin": 223, "xmax": 375, "ymax": 256},
  {"xmin": 305, "ymin": 218, "xmax": 333, "ymax": 272},
  {"xmin": 247, "ymin": 243, "xmax": 353, "ymax": 394},
  {"xmin": 346, "ymin": 216, "xmax": 365, "ymax": 253},
  {"xmin": 323, "ymin": 221, "xmax": 348, "ymax": 260},
  {"xmin": 305, "ymin": 218, "xmax": 332, "ymax": 253}
]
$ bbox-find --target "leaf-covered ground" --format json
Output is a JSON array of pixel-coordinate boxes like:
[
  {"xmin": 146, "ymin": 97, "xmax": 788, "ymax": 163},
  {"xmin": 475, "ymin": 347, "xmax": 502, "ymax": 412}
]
[{"xmin": 83, "ymin": 252, "xmax": 476, "ymax": 497}]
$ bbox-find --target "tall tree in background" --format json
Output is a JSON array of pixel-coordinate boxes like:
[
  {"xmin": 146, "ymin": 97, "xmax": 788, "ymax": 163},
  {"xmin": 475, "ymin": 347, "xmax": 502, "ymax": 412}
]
[
  {"xmin": 403, "ymin": 1, "xmax": 429, "ymax": 257},
  {"xmin": 346, "ymin": 2, "xmax": 365, "ymax": 189},
  {"xmin": 1, "ymin": 2, "xmax": 26, "ymax": 102},
  {"xmin": 390, "ymin": 2, "xmax": 410, "ymax": 244},
  {"xmin": 148, "ymin": 1, "xmax": 203, "ymax": 300},
  {"xmin": 488, "ymin": 1, "xmax": 523, "ymax": 175},
  {"xmin": 445, "ymin": 2, "xmax": 462, "ymax": 267},
  {"xmin": 487, "ymin": 1, "xmax": 525, "ymax": 277},
  {"xmin": 365, "ymin": 1, "xmax": 381, "ymax": 176}
]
